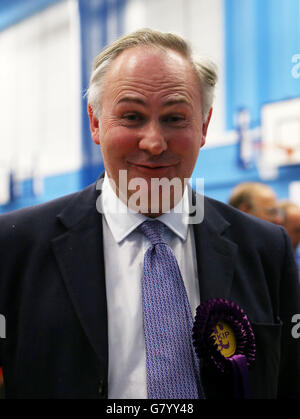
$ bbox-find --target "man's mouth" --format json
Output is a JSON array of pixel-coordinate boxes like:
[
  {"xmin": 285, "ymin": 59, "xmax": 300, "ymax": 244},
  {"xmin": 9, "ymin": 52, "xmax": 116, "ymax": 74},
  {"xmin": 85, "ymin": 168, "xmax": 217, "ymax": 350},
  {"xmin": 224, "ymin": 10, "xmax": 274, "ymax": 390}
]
[
  {"xmin": 135, "ymin": 163, "xmax": 173, "ymax": 169},
  {"xmin": 128, "ymin": 162, "xmax": 178, "ymax": 175}
]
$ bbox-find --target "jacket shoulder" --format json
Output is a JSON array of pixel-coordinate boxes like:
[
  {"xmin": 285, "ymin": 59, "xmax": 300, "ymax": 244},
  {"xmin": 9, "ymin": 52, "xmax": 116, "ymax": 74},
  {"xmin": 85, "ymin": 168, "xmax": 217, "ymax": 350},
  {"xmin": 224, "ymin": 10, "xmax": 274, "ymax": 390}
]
[
  {"xmin": 0, "ymin": 191, "xmax": 79, "ymax": 237},
  {"xmin": 205, "ymin": 195, "xmax": 282, "ymax": 233},
  {"xmin": 0, "ymin": 181, "xmax": 99, "ymax": 242},
  {"xmin": 203, "ymin": 195, "xmax": 291, "ymax": 255}
]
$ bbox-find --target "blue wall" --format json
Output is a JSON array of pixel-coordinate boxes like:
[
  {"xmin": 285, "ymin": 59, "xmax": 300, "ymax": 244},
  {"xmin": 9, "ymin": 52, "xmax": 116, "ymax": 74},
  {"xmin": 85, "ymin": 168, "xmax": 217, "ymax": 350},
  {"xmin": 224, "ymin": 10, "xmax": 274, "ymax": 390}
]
[
  {"xmin": 225, "ymin": 0, "xmax": 300, "ymax": 130},
  {"xmin": 191, "ymin": 0, "xmax": 300, "ymax": 204},
  {"xmin": 0, "ymin": 0, "xmax": 125, "ymax": 214},
  {"xmin": 1, "ymin": 0, "xmax": 300, "ymax": 214},
  {"xmin": 0, "ymin": 0, "xmax": 61, "ymax": 32},
  {"xmin": 192, "ymin": 143, "xmax": 300, "ymax": 204}
]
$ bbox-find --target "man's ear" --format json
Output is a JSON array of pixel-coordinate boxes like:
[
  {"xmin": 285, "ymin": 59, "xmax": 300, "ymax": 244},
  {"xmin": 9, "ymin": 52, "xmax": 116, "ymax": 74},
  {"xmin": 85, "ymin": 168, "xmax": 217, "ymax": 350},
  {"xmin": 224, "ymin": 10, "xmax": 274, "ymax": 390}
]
[
  {"xmin": 238, "ymin": 202, "xmax": 252, "ymax": 214},
  {"xmin": 88, "ymin": 104, "xmax": 100, "ymax": 145},
  {"xmin": 200, "ymin": 107, "xmax": 213, "ymax": 148}
]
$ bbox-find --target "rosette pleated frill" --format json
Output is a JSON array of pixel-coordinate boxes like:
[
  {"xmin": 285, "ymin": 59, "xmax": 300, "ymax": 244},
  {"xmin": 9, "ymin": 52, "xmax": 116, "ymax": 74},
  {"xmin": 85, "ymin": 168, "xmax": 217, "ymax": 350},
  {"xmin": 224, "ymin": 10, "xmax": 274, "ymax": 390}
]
[{"xmin": 193, "ymin": 298, "xmax": 256, "ymax": 399}]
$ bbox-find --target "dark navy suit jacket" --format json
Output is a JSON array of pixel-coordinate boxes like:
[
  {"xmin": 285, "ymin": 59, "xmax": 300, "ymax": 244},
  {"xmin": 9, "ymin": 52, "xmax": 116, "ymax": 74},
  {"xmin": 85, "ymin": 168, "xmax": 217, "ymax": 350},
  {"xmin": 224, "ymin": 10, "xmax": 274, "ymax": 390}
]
[{"xmin": 0, "ymin": 181, "xmax": 299, "ymax": 398}]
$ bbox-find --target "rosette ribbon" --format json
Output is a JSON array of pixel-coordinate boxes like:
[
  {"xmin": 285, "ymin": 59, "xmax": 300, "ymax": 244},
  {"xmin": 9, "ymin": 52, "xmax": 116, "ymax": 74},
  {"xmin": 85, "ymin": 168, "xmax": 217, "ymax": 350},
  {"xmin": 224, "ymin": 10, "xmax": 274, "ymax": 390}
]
[{"xmin": 192, "ymin": 298, "xmax": 256, "ymax": 399}]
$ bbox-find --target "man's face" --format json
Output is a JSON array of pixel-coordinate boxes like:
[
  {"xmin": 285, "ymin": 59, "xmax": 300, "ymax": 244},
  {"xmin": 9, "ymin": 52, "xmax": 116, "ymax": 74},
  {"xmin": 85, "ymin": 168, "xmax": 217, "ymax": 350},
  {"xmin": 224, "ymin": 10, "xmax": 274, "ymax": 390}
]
[
  {"xmin": 285, "ymin": 209, "xmax": 300, "ymax": 250},
  {"xmin": 89, "ymin": 46, "xmax": 211, "ymax": 216},
  {"xmin": 251, "ymin": 190, "xmax": 283, "ymax": 225}
]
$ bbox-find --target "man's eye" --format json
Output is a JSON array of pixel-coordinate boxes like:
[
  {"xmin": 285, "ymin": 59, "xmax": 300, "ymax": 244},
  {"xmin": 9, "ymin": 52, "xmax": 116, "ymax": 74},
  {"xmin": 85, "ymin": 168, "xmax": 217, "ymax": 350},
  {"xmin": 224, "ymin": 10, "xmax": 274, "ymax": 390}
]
[
  {"xmin": 123, "ymin": 113, "xmax": 142, "ymax": 122},
  {"xmin": 170, "ymin": 116, "xmax": 183, "ymax": 122},
  {"xmin": 163, "ymin": 115, "xmax": 186, "ymax": 124}
]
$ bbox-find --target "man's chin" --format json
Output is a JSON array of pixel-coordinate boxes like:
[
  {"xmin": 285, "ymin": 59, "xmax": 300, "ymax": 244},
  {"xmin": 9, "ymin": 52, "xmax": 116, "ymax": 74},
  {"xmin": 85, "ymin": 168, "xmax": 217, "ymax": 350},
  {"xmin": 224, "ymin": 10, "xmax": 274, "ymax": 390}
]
[
  {"xmin": 109, "ymin": 169, "xmax": 188, "ymax": 215},
  {"xmin": 125, "ymin": 193, "xmax": 184, "ymax": 217}
]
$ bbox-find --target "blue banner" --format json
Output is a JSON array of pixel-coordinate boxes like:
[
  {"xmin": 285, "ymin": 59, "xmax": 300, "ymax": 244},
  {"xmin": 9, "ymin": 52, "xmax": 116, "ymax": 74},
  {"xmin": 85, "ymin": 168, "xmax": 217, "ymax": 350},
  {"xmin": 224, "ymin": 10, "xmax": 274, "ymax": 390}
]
[{"xmin": 78, "ymin": 0, "xmax": 126, "ymax": 187}]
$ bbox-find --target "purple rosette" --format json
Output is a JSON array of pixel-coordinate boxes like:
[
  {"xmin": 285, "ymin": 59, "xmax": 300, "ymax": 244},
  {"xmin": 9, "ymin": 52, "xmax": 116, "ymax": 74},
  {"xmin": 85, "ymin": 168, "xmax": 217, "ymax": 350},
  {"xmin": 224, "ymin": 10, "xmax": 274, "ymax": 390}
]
[{"xmin": 192, "ymin": 298, "xmax": 256, "ymax": 399}]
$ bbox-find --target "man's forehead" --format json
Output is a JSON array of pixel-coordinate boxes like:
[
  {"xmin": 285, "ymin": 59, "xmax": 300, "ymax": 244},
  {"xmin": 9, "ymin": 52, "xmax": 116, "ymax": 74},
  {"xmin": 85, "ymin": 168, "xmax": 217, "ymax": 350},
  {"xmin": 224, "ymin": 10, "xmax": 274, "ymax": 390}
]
[
  {"xmin": 288, "ymin": 208, "xmax": 300, "ymax": 220},
  {"xmin": 253, "ymin": 191, "xmax": 276, "ymax": 209},
  {"xmin": 101, "ymin": 46, "xmax": 200, "ymax": 106},
  {"xmin": 105, "ymin": 45, "xmax": 195, "ymax": 81}
]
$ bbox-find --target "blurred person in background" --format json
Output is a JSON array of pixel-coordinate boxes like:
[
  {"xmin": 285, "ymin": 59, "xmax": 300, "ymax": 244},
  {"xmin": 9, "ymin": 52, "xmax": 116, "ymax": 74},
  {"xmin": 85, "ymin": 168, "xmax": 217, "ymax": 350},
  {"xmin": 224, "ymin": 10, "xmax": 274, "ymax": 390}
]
[
  {"xmin": 277, "ymin": 200, "xmax": 300, "ymax": 252},
  {"xmin": 278, "ymin": 200, "xmax": 300, "ymax": 277},
  {"xmin": 228, "ymin": 182, "xmax": 283, "ymax": 225}
]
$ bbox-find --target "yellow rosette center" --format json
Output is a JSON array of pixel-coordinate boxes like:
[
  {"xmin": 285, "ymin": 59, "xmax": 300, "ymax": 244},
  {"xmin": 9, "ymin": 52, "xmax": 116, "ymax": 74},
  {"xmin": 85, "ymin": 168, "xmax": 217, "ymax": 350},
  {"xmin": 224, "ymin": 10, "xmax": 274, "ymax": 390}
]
[{"xmin": 211, "ymin": 321, "xmax": 236, "ymax": 358}]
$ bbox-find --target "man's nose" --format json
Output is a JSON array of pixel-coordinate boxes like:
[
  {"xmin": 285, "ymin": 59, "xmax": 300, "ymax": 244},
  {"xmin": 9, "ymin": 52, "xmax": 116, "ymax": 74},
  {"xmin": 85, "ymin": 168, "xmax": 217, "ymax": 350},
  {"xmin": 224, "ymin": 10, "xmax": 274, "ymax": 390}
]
[{"xmin": 138, "ymin": 121, "xmax": 167, "ymax": 155}]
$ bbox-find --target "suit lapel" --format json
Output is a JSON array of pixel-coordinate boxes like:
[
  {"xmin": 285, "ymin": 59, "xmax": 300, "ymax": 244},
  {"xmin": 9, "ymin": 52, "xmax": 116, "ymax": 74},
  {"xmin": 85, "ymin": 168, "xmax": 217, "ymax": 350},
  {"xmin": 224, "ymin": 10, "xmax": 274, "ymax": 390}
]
[
  {"xmin": 51, "ymin": 183, "xmax": 108, "ymax": 368},
  {"xmin": 193, "ymin": 197, "xmax": 238, "ymax": 302}
]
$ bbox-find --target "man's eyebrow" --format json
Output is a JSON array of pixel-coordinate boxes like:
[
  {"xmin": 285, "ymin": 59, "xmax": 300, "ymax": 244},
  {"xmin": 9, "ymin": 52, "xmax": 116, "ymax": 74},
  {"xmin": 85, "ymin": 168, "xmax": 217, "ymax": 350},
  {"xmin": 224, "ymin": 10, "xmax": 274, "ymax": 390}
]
[
  {"xmin": 163, "ymin": 98, "xmax": 192, "ymax": 107},
  {"xmin": 116, "ymin": 97, "xmax": 146, "ymax": 106},
  {"xmin": 116, "ymin": 96, "xmax": 192, "ymax": 107}
]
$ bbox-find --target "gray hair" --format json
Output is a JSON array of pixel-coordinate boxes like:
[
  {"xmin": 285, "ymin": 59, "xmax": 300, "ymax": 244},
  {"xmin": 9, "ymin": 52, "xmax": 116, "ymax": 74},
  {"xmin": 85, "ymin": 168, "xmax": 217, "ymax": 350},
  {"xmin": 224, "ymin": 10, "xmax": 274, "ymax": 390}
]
[{"xmin": 87, "ymin": 28, "xmax": 217, "ymax": 121}]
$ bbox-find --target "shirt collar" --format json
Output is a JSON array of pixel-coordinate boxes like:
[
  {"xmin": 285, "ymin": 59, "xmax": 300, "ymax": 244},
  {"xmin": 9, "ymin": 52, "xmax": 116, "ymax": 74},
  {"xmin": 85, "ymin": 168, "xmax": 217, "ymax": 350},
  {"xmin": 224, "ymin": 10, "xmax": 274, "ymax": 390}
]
[{"xmin": 101, "ymin": 173, "xmax": 189, "ymax": 244}]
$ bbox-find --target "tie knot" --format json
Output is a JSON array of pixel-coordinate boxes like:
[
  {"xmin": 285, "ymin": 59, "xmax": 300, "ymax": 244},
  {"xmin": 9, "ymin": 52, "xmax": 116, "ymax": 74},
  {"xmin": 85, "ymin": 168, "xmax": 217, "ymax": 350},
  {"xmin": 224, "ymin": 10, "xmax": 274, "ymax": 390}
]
[{"xmin": 139, "ymin": 220, "xmax": 166, "ymax": 246}]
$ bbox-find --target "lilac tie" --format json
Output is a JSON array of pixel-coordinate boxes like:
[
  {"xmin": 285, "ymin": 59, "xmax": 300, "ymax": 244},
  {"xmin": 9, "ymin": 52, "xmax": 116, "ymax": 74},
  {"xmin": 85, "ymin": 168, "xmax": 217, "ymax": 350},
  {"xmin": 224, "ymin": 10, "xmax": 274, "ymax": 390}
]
[{"xmin": 139, "ymin": 220, "xmax": 202, "ymax": 399}]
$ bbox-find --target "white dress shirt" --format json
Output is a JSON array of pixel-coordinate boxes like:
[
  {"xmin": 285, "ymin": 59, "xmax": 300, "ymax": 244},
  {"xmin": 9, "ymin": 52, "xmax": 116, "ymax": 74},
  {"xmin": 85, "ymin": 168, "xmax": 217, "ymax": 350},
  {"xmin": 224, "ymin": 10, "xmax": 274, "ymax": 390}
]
[{"xmin": 101, "ymin": 174, "xmax": 200, "ymax": 399}]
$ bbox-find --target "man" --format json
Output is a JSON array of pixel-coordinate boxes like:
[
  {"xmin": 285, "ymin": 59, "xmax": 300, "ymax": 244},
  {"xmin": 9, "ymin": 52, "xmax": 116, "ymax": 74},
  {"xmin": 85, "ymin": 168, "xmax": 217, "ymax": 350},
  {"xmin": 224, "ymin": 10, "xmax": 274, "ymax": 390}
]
[
  {"xmin": 0, "ymin": 29, "xmax": 299, "ymax": 399},
  {"xmin": 228, "ymin": 182, "xmax": 283, "ymax": 224},
  {"xmin": 278, "ymin": 200, "xmax": 300, "ymax": 277},
  {"xmin": 278, "ymin": 200, "xmax": 300, "ymax": 252}
]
